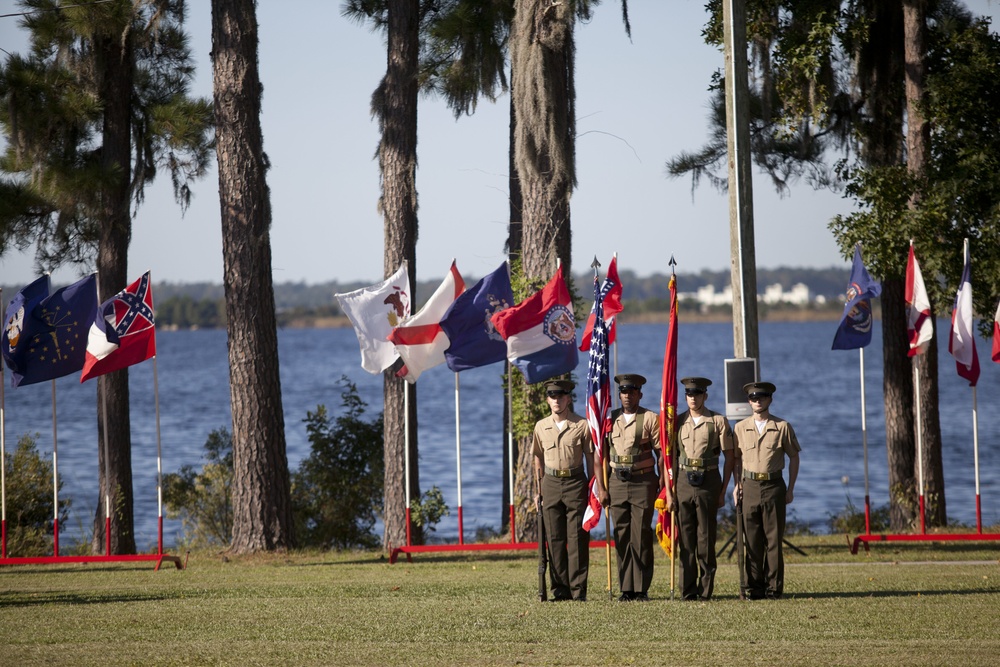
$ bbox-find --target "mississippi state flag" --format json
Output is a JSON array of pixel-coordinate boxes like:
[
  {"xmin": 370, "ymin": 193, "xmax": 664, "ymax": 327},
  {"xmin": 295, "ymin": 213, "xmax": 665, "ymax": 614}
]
[
  {"xmin": 81, "ymin": 272, "xmax": 156, "ymax": 382},
  {"xmin": 948, "ymin": 253, "xmax": 979, "ymax": 386},
  {"xmin": 905, "ymin": 244, "xmax": 933, "ymax": 357},
  {"xmin": 387, "ymin": 260, "xmax": 465, "ymax": 383},
  {"xmin": 490, "ymin": 267, "xmax": 578, "ymax": 384}
]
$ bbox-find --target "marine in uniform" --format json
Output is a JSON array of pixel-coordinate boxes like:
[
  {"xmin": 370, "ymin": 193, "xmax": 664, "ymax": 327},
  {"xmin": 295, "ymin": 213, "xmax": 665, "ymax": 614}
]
[
  {"xmin": 596, "ymin": 373, "xmax": 661, "ymax": 601},
  {"xmin": 667, "ymin": 377, "xmax": 734, "ymax": 601},
  {"xmin": 532, "ymin": 379, "xmax": 595, "ymax": 601},
  {"xmin": 732, "ymin": 381, "xmax": 801, "ymax": 600}
]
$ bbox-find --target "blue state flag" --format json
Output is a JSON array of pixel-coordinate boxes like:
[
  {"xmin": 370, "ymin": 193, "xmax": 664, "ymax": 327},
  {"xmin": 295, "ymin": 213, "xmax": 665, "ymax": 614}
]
[
  {"xmin": 2, "ymin": 275, "xmax": 51, "ymax": 385},
  {"xmin": 3, "ymin": 274, "xmax": 98, "ymax": 387},
  {"xmin": 832, "ymin": 245, "xmax": 881, "ymax": 350},
  {"xmin": 440, "ymin": 263, "xmax": 514, "ymax": 372}
]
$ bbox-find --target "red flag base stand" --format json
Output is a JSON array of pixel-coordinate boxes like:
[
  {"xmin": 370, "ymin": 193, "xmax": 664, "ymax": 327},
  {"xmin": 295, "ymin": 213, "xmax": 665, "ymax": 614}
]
[
  {"xmin": 0, "ymin": 552, "xmax": 187, "ymax": 570},
  {"xmin": 852, "ymin": 532, "xmax": 1000, "ymax": 555},
  {"xmin": 390, "ymin": 540, "xmax": 613, "ymax": 564}
]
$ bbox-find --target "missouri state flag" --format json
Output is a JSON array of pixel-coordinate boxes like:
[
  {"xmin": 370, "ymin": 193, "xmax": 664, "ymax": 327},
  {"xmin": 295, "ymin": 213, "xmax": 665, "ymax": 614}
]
[
  {"xmin": 387, "ymin": 260, "xmax": 466, "ymax": 382},
  {"xmin": 948, "ymin": 252, "xmax": 980, "ymax": 386},
  {"xmin": 905, "ymin": 244, "xmax": 933, "ymax": 357},
  {"xmin": 490, "ymin": 267, "xmax": 578, "ymax": 384},
  {"xmin": 81, "ymin": 272, "xmax": 157, "ymax": 382},
  {"xmin": 2, "ymin": 274, "xmax": 97, "ymax": 387},
  {"xmin": 439, "ymin": 262, "xmax": 513, "ymax": 372},
  {"xmin": 832, "ymin": 244, "xmax": 881, "ymax": 350}
]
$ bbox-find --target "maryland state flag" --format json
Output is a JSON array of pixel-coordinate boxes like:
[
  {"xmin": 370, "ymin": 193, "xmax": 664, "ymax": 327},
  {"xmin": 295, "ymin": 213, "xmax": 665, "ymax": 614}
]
[{"xmin": 655, "ymin": 272, "xmax": 678, "ymax": 555}]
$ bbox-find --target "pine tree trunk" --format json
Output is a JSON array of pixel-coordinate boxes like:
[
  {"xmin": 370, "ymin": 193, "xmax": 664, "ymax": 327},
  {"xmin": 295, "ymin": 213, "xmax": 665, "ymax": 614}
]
[
  {"xmin": 881, "ymin": 278, "xmax": 917, "ymax": 529},
  {"xmin": 212, "ymin": 0, "xmax": 293, "ymax": 553},
  {"xmin": 91, "ymin": 31, "xmax": 136, "ymax": 555},
  {"xmin": 380, "ymin": 0, "xmax": 422, "ymax": 550},
  {"xmin": 509, "ymin": 0, "xmax": 576, "ymax": 541},
  {"xmin": 903, "ymin": 0, "xmax": 946, "ymax": 527}
]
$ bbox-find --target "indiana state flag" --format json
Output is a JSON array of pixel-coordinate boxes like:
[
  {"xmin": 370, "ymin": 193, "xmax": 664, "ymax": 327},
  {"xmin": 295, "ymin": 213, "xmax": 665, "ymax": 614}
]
[
  {"xmin": 439, "ymin": 262, "xmax": 513, "ymax": 372},
  {"xmin": 832, "ymin": 245, "xmax": 881, "ymax": 350},
  {"xmin": 490, "ymin": 267, "xmax": 578, "ymax": 384},
  {"xmin": 3, "ymin": 274, "xmax": 97, "ymax": 387}
]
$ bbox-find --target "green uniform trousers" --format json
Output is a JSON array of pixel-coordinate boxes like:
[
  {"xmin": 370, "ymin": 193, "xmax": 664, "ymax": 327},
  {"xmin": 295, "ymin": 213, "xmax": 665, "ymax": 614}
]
[
  {"xmin": 676, "ymin": 468, "xmax": 723, "ymax": 600},
  {"xmin": 741, "ymin": 476, "xmax": 786, "ymax": 599},
  {"xmin": 609, "ymin": 469, "xmax": 658, "ymax": 595},
  {"xmin": 541, "ymin": 472, "xmax": 590, "ymax": 600}
]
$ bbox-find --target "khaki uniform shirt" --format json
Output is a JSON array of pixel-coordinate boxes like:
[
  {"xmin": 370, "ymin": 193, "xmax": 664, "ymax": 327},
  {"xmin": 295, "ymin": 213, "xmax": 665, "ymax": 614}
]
[
  {"xmin": 675, "ymin": 410, "xmax": 734, "ymax": 464},
  {"xmin": 734, "ymin": 414, "xmax": 801, "ymax": 475},
  {"xmin": 609, "ymin": 407, "xmax": 660, "ymax": 471},
  {"xmin": 532, "ymin": 412, "xmax": 592, "ymax": 470}
]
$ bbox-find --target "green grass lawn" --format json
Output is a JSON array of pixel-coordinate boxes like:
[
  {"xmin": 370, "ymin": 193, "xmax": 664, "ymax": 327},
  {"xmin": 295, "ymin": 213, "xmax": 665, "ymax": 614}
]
[{"xmin": 2, "ymin": 534, "xmax": 999, "ymax": 666}]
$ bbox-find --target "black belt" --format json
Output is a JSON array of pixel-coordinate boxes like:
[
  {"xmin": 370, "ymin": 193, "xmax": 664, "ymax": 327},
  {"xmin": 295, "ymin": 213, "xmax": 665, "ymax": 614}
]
[
  {"xmin": 684, "ymin": 456, "xmax": 718, "ymax": 468},
  {"xmin": 682, "ymin": 464, "xmax": 717, "ymax": 472},
  {"xmin": 545, "ymin": 465, "xmax": 584, "ymax": 478},
  {"xmin": 742, "ymin": 470, "xmax": 780, "ymax": 481}
]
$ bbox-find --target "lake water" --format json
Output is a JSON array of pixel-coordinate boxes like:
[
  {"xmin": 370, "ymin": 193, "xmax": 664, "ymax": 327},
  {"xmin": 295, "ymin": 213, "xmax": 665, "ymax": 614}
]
[{"xmin": 2, "ymin": 320, "xmax": 999, "ymax": 550}]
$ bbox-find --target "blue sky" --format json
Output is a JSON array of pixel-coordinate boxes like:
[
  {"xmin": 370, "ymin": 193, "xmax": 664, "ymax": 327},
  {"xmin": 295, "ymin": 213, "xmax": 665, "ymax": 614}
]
[{"xmin": 1, "ymin": 0, "xmax": 998, "ymax": 286}]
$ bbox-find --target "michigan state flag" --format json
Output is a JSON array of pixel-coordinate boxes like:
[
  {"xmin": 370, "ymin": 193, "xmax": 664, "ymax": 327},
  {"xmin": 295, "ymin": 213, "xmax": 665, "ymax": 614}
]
[{"xmin": 832, "ymin": 245, "xmax": 881, "ymax": 350}]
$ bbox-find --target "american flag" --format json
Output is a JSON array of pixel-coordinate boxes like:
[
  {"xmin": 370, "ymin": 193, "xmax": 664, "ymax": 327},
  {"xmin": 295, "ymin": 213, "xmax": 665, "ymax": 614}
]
[{"xmin": 582, "ymin": 274, "xmax": 614, "ymax": 532}]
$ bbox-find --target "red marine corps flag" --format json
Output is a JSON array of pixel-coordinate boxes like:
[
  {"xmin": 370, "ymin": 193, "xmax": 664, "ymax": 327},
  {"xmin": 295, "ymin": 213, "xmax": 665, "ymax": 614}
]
[{"xmin": 655, "ymin": 263, "xmax": 679, "ymax": 556}]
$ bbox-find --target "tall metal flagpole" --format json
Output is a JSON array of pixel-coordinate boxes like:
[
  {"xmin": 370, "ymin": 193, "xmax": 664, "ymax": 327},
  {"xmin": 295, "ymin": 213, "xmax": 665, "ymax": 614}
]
[
  {"xmin": 914, "ymin": 361, "xmax": 926, "ymax": 534},
  {"xmin": 962, "ymin": 240, "xmax": 983, "ymax": 533},
  {"xmin": 507, "ymin": 362, "xmax": 516, "ymax": 543},
  {"xmin": 454, "ymin": 373, "xmax": 464, "ymax": 544},
  {"xmin": 860, "ymin": 347, "xmax": 871, "ymax": 534},
  {"xmin": 51, "ymin": 379, "xmax": 59, "ymax": 556},
  {"xmin": 590, "ymin": 257, "xmax": 614, "ymax": 601},
  {"xmin": 101, "ymin": 378, "xmax": 112, "ymax": 554},
  {"xmin": 404, "ymin": 383, "xmax": 411, "ymax": 547},
  {"xmin": 154, "ymin": 354, "xmax": 165, "ymax": 554},
  {"xmin": 973, "ymin": 383, "xmax": 981, "ymax": 533}
]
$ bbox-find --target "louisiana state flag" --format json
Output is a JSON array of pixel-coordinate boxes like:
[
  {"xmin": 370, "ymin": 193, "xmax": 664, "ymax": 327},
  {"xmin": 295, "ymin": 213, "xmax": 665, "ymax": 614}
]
[{"xmin": 490, "ymin": 267, "xmax": 578, "ymax": 384}]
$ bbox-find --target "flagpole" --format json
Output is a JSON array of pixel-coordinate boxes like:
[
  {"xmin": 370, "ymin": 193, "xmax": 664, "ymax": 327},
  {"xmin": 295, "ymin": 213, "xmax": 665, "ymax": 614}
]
[
  {"xmin": 404, "ymin": 382, "xmax": 411, "ymax": 547},
  {"xmin": 860, "ymin": 347, "xmax": 871, "ymax": 534},
  {"xmin": 454, "ymin": 373, "xmax": 464, "ymax": 545},
  {"xmin": 507, "ymin": 362, "xmax": 515, "ymax": 543},
  {"xmin": 589, "ymin": 257, "xmax": 613, "ymax": 600},
  {"xmin": 101, "ymin": 377, "xmax": 112, "ymax": 554},
  {"xmin": 973, "ymin": 384, "xmax": 981, "ymax": 533},
  {"xmin": 51, "ymin": 379, "xmax": 59, "ymax": 557},
  {"xmin": 914, "ymin": 360, "xmax": 926, "ymax": 534},
  {"xmin": 154, "ymin": 354, "xmax": 164, "ymax": 554}
]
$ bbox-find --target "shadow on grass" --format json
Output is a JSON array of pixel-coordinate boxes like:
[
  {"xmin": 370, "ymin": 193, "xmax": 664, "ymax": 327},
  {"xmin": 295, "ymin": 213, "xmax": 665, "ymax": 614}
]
[{"xmin": 0, "ymin": 590, "xmax": 177, "ymax": 608}]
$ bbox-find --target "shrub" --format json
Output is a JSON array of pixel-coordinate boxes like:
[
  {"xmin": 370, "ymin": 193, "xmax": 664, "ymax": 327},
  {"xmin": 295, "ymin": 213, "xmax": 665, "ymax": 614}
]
[
  {"xmin": 2, "ymin": 434, "xmax": 70, "ymax": 556},
  {"xmin": 291, "ymin": 377, "xmax": 384, "ymax": 550},
  {"xmin": 409, "ymin": 486, "xmax": 449, "ymax": 535},
  {"xmin": 162, "ymin": 428, "xmax": 233, "ymax": 548}
]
